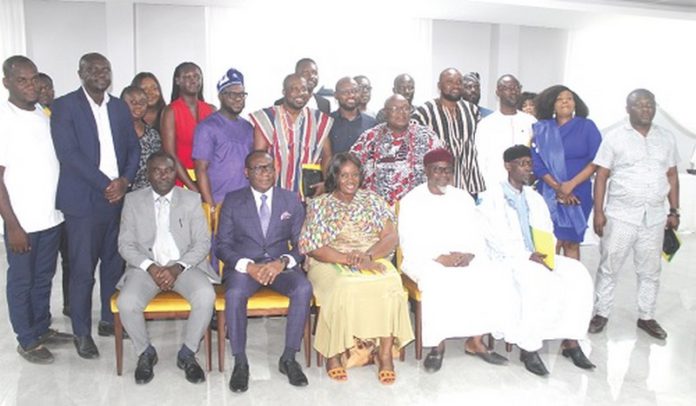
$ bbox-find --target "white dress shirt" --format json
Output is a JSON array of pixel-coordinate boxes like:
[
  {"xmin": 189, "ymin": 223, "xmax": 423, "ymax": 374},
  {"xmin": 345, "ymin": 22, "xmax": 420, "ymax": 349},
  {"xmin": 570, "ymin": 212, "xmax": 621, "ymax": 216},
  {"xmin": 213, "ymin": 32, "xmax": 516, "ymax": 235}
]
[
  {"xmin": 139, "ymin": 190, "xmax": 189, "ymax": 272},
  {"xmin": 82, "ymin": 87, "xmax": 119, "ymax": 180}
]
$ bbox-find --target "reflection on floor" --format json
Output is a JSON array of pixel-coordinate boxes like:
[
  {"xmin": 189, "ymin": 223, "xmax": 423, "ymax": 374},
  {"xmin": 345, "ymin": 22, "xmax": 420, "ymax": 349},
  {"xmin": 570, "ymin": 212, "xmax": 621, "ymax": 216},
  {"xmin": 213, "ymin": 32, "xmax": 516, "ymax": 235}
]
[{"xmin": 1, "ymin": 234, "xmax": 695, "ymax": 406}]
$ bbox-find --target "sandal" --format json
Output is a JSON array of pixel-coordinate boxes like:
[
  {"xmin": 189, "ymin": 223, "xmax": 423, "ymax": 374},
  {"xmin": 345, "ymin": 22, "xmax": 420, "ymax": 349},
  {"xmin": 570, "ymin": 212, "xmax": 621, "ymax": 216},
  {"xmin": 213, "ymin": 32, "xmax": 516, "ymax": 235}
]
[
  {"xmin": 378, "ymin": 369, "xmax": 396, "ymax": 385},
  {"xmin": 327, "ymin": 367, "xmax": 348, "ymax": 381}
]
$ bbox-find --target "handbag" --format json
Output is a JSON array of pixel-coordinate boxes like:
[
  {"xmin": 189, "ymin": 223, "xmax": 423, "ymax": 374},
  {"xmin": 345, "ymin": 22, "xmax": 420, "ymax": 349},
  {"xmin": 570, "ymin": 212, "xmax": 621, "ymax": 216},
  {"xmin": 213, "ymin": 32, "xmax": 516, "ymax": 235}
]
[{"xmin": 662, "ymin": 228, "xmax": 680, "ymax": 262}]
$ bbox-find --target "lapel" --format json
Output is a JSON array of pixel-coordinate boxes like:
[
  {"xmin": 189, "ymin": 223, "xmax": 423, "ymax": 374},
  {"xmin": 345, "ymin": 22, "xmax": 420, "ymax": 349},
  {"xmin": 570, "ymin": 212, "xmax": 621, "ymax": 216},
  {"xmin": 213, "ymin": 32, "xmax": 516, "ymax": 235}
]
[
  {"xmin": 266, "ymin": 188, "xmax": 282, "ymax": 241},
  {"xmin": 243, "ymin": 188, "xmax": 265, "ymax": 243},
  {"xmin": 141, "ymin": 188, "xmax": 157, "ymax": 246},
  {"xmin": 106, "ymin": 96, "xmax": 122, "ymax": 167},
  {"xmin": 76, "ymin": 89, "xmax": 100, "ymax": 158},
  {"xmin": 168, "ymin": 187, "xmax": 185, "ymax": 250}
]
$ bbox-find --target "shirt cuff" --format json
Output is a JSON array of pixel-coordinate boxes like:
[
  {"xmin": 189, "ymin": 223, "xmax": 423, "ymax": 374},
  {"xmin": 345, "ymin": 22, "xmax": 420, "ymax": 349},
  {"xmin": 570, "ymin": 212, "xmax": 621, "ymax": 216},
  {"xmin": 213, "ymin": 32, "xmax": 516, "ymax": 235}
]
[
  {"xmin": 140, "ymin": 259, "xmax": 155, "ymax": 272},
  {"xmin": 281, "ymin": 254, "xmax": 297, "ymax": 269},
  {"xmin": 177, "ymin": 261, "xmax": 190, "ymax": 272},
  {"xmin": 235, "ymin": 258, "xmax": 254, "ymax": 273}
]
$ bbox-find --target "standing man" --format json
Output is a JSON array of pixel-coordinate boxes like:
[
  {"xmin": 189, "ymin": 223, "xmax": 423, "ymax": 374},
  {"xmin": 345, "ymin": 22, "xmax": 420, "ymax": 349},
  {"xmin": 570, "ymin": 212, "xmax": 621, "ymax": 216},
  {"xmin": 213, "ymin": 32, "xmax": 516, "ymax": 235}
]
[
  {"xmin": 274, "ymin": 58, "xmax": 330, "ymax": 113},
  {"xmin": 376, "ymin": 73, "xmax": 415, "ymax": 123},
  {"xmin": 353, "ymin": 75, "xmax": 373, "ymax": 116},
  {"xmin": 413, "ymin": 68, "xmax": 485, "ymax": 197},
  {"xmin": 1, "ymin": 55, "xmax": 70, "ymax": 364},
  {"xmin": 328, "ymin": 77, "xmax": 376, "ymax": 154},
  {"xmin": 35, "ymin": 71, "xmax": 71, "ymax": 318},
  {"xmin": 193, "ymin": 68, "xmax": 253, "ymax": 210},
  {"xmin": 117, "ymin": 151, "xmax": 218, "ymax": 385},
  {"xmin": 51, "ymin": 52, "xmax": 141, "ymax": 358},
  {"xmin": 252, "ymin": 74, "xmax": 333, "ymax": 195},
  {"xmin": 590, "ymin": 89, "xmax": 679, "ymax": 340},
  {"xmin": 351, "ymin": 94, "xmax": 442, "ymax": 205},
  {"xmin": 476, "ymin": 74, "xmax": 536, "ymax": 185},
  {"xmin": 216, "ymin": 151, "xmax": 311, "ymax": 392},
  {"xmin": 461, "ymin": 72, "xmax": 493, "ymax": 118}
]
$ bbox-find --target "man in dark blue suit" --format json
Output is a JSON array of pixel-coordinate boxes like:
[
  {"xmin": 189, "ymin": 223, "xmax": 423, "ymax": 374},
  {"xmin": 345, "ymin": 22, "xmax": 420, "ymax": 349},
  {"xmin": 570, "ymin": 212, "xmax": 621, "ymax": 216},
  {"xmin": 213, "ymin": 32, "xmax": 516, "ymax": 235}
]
[
  {"xmin": 216, "ymin": 150, "xmax": 311, "ymax": 393},
  {"xmin": 50, "ymin": 53, "xmax": 140, "ymax": 359}
]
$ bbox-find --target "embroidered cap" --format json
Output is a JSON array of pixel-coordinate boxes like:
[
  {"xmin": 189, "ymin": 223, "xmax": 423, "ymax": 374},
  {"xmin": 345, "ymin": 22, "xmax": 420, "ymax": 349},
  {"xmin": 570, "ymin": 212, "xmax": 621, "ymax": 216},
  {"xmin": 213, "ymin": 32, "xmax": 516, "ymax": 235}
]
[{"xmin": 217, "ymin": 68, "xmax": 244, "ymax": 93}]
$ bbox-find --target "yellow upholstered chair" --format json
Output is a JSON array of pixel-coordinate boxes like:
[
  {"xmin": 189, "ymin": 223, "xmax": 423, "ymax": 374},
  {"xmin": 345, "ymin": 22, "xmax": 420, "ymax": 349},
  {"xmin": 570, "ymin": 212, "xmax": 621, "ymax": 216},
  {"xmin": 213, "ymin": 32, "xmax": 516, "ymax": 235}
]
[
  {"xmin": 210, "ymin": 204, "xmax": 311, "ymax": 372},
  {"xmin": 110, "ymin": 201, "xmax": 216, "ymax": 376}
]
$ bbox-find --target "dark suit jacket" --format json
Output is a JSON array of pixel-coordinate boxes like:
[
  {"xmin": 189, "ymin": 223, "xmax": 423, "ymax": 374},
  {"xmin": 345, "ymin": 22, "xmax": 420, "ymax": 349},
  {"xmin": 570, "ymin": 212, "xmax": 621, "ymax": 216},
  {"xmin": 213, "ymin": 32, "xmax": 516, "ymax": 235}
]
[
  {"xmin": 50, "ymin": 88, "xmax": 140, "ymax": 216},
  {"xmin": 215, "ymin": 186, "xmax": 305, "ymax": 274},
  {"xmin": 273, "ymin": 94, "xmax": 331, "ymax": 114}
]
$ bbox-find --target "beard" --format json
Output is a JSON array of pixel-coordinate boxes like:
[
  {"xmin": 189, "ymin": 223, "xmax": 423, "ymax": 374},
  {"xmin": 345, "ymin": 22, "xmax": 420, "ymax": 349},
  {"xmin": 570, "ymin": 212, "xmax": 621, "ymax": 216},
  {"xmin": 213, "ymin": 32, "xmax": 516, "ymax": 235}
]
[{"xmin": 437, "ymin": 185, "xmax": 449, "ymax": 194}]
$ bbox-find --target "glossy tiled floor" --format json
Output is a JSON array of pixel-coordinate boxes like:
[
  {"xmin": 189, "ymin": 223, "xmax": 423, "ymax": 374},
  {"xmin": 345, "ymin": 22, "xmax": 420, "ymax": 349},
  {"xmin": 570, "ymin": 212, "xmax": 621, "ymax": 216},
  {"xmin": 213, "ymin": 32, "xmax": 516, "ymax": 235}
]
[{"xmin": 1, "ymin": 235, "xmax": 695, "ymax": 406}]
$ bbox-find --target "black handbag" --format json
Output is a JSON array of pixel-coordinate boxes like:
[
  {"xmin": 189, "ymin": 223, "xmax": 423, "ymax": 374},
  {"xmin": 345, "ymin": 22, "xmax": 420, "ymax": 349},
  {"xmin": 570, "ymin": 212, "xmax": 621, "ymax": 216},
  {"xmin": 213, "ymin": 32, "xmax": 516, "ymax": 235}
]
[{"xmin": 662, "ymin": 228, "xmax": 680, "ymax": 262}]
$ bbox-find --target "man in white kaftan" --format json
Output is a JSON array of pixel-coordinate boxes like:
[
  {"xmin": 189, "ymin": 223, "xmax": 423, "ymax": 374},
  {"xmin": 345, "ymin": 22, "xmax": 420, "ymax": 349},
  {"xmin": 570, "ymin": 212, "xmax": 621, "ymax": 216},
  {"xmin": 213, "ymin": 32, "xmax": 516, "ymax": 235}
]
[
  {"xmin": 399, "ymin": 148, "xmax": 511, "ymax": 373},
  {"xmin": 478, "ymin": 144, "xmax": 595, "ymax": 376}
]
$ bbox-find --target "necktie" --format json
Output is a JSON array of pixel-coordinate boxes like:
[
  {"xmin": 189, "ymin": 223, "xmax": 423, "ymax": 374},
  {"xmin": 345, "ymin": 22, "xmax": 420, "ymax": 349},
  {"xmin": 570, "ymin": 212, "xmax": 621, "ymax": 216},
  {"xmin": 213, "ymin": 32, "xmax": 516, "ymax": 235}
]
[
  {"xmin": 259, "ymin": 194, "xmax": 270, "ymax": 237},
  {"xmin": 154, "ymin": 196, "xmax": 172, "ymax": 264}
]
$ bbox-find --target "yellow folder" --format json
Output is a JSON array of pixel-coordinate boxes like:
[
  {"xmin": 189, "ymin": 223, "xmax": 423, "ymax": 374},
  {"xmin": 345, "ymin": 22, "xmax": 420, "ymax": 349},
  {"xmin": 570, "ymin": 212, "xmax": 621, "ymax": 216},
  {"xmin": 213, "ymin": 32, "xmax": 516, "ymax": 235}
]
[{"xmin": 531, "ymin": 228, "xmax": 555, "ymax": 270}]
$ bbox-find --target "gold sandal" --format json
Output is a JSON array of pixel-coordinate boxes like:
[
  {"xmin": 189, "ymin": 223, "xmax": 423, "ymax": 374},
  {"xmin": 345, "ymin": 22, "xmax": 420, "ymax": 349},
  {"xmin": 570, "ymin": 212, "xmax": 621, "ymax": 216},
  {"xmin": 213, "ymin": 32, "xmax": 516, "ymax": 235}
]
[{"xmin": 327, "ymin": 367, "xmax": 348, "ymax": 381}]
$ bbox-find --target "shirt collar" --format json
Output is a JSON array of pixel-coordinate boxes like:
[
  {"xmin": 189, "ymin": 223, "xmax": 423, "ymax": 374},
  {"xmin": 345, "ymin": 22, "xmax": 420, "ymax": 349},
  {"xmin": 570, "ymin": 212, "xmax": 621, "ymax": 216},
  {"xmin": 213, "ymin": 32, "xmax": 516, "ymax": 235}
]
[
  {"xmin": 152, "ymin": 188, "xmax": 175, "ymax": 203},
  {"xmin": 251, "ymin": 186, "xmax": 274, "ymax": 200},
  {"xmin": 82, "ymin": 86, "xmax": 110, "ymax": 108}
]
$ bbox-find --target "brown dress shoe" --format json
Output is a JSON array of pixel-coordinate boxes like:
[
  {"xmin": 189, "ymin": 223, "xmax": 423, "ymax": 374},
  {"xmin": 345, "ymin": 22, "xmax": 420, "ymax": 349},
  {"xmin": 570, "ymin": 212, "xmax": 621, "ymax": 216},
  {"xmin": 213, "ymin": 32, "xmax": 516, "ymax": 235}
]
[
  {"xmin": 637, "ymin": 319, "xmax": 667, "ymax": 339},
  {"xmin": 588, "ymin": 315, "xmax": 608, "ymax": 334}
]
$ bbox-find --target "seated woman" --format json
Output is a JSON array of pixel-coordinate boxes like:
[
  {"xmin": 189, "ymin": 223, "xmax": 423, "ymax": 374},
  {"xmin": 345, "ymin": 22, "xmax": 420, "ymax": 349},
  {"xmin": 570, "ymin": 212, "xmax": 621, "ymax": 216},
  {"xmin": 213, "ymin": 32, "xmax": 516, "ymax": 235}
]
[
  {"xmin": 131, "ymin": 72, "xmax": 166, "ymax": 133},
  {"xmin": 299, "ymin": 153, "xmax": 413, "ymax": 385},
  {"xmin": 120, "ymin": 86, "xmax": 162, "ymax": 190}
]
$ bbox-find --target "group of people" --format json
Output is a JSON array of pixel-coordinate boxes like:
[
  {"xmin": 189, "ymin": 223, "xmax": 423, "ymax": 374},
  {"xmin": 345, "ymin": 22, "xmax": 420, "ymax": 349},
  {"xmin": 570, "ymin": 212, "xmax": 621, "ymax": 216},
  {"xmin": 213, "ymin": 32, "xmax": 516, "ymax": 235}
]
[{"xmin": 1, "ymin": 51, "xmax": 679, "ymax": 393}]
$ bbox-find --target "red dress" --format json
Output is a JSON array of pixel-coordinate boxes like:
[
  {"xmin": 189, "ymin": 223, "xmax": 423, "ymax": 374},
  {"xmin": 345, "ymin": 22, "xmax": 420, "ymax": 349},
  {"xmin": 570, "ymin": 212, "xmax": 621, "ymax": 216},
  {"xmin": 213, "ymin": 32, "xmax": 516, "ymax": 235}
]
[{"xmin": 170, "ymin": 98, "xmax": 214, "ymax": 185}]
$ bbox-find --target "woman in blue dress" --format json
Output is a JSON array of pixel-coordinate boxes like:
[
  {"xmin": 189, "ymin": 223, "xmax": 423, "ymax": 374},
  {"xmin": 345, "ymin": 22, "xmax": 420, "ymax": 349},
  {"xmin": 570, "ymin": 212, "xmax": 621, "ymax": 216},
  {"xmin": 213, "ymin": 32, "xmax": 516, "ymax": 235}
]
[{"xmin": 531, "ymin": 85, "xmax": 601, "ymax": 260}]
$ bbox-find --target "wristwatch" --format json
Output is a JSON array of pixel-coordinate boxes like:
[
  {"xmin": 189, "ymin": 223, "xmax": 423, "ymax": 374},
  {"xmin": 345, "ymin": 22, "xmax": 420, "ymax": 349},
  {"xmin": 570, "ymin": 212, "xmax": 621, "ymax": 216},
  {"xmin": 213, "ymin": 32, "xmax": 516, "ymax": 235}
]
[
  {"xmin": 669, "ymin": 208, "xmax": 680, "ymax": 217},
  {"xmin": 279, "ymin": 256, "xmax": 290, "ymax": 270}
]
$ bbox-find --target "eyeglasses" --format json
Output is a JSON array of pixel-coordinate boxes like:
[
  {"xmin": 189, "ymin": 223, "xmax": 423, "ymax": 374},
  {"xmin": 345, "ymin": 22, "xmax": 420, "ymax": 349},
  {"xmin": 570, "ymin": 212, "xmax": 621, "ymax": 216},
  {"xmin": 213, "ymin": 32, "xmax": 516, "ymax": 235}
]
[
  {"xmin": 221, "ymin": 91, "xmax": 248, "ymax": 100},
  {"xmin": 248, "ymin": 164, "xmax": 274, "ymax": 174},
  {"xmin": 386, "ymin": 105, "xmax": 411, "ymax": 114}
]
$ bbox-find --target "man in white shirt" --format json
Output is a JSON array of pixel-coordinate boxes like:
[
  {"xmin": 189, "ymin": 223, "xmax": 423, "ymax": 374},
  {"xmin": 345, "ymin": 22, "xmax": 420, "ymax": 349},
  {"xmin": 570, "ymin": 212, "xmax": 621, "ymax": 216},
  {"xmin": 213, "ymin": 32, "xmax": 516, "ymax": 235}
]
[
  {"xmin": 50, "ymin": 53, "xmax": 140, "ymax": 359},
  {"xmin": 590, "ymin": 89, "xmax": 679, "ymax": 340},
  {"xmin": 0, "ymin": 55, "xmax": 70, "ymax": 364},
  {"xmin": 117, "ymin": 151, "xmax": 219, "ymax": 385},
  {"xmin": 476, "ymin": 74, "xmax": 536, "ymax": 185}
]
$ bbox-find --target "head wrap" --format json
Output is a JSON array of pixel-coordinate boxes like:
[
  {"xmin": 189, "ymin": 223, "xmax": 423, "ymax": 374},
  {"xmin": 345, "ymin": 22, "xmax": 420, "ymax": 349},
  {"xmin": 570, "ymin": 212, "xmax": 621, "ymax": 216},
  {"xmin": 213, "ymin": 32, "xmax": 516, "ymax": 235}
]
[
  {"xmin": 423, "ymin": 148, "xmax": 454, "ymax": 166},
  {"xmin": 217, "ymin": 68, "xmax": 244, "ymax": 93},
  {"xmin": 503, "ymin": 144, "xmax": 531, "ymax": 162}
]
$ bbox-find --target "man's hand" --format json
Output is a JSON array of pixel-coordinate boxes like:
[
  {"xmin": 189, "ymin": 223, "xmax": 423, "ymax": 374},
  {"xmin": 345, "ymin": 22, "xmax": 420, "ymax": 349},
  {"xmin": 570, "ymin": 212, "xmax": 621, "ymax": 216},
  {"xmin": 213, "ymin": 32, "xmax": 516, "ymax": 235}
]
[
  {"xmin": 158, "ymin": 264, "xmax": 183, "ymax": 291},
  {"xmin": 147, "ymin": 264, "xmax": 166, "ymax": 288},
  {"xmin": 435, "ymin": 252, "xmax": 475, "ymax": 268},
  {"xmin": 7, "ymin": 223, "xmax": 30, "ymax": 253},
  {"xmin": 256, "ymin": 260, "xmax": 285, "ymax": 286},
  {"xmin": 593, "ymin": 210, "xmax": 607, "ymax": 237},
  {"xmin": 529, "ymin": 252, "xmax": 551, "ymax": 270},
  {"xmin": 666, "ymin": 214, "xmax": 680, "ymax": 230},
  {"xmin": 104, "ymin": 177, "xmax": 129, "ymax": 203}
]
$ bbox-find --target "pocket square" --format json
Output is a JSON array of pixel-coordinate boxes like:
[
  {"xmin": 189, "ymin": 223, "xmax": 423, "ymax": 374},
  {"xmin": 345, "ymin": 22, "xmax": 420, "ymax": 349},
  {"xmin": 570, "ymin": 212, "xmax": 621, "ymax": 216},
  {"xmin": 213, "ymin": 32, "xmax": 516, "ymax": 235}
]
[{"xmin": 280, "ymin": 211, "xmax": 292, "ymax": 220}]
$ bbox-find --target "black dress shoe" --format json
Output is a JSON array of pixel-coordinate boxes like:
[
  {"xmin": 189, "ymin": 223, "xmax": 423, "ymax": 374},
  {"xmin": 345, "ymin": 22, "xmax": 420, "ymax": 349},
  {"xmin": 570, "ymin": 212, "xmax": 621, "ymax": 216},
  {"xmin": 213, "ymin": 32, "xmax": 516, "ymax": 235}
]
[
  {"xmin": 229, "ymin": 363, "xmax": 250, "ymax": 393},
  {"xmin": 278, "ymin": 359, "xmax": 308, "ymax": 387},
  {"xmin": 38, "ymin": 328, "xmax": 74, "ymax": 345},
  {"xmin": 520, "ymin": 350, "xmax": 548, "ymax": 376},
  {"xmin": 17, "ymin": 343, "xmax": 54, "ymax": 364},
  {"xmin": 561, "ymin": 346, "xmax": 596, "ymax": 369},
  {"xmin": 177, "ymin": 356, "xmax": 206, "ymax": 384},
  {"xmin": 135, "ymin": 349, "xmax": 158, "ymax": 384},
  {"xmin": 588, "ymin": 315, "xmax": 608, "ymax": 334},
  {"xmin": 98, "ymin": 321, "xmax": 130, "ymax": 339},
  {"xmin": 423, "ymin": 350, "xmax": 444, "ymax": 373},
  {"xmin": 637, "ymin": 319, "xmax": 667, "ymax": 340},
  {"xmin": 74, "ymin": 335, "xmax": 99, "ymax": 359},
  {"xmin": 465, "ymin": 350, "xmax": 509, "ymax": 365}
]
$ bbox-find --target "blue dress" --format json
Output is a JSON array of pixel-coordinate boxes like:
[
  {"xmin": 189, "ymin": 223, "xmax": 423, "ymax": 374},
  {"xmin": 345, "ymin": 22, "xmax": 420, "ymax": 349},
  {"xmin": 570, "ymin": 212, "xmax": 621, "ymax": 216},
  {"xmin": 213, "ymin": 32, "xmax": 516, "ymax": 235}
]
[{"xmin": 531, "ymin": 117, "xmax": 602, "ymax": 242}]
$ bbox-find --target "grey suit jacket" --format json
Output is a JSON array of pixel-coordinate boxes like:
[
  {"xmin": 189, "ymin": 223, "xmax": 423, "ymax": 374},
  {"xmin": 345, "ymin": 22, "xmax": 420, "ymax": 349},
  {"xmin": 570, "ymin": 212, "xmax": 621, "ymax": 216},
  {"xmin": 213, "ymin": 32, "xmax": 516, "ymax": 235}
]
[{"xmin": 118, "ymin": 186, "xmax": 220, "ymax": 286}]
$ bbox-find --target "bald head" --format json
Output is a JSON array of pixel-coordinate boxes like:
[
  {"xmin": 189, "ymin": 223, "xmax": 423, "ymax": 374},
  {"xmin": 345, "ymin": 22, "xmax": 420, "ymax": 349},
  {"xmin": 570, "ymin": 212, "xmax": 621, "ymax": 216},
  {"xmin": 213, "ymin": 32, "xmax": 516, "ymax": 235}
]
[
  {"xmin": 627, "ymin": 88, "xmax": 655, "ymax": 105},
  {"xmin": 384, "ymin": 94, "xmax": 410, "ymax": 132},
  {"xmin": 626, "ymin": 88, "xmax": 656, "ymax": 132},
  {"xmin": 438, "ymin": 68, "xmax": 463, "ymax": 103},
  {"xmin": 282, "ymin": 74, "xmax": 310, "ymax": 111},
  {"xmin": 334, "ymin": 76, "xmax": 359, "ymax": 112},
  {"xmin": 496, "ymin": 74, "xmax": 521, "ymax": 112},
  {"xmin": 393, "ymin": 74, "xmax": 415, "ymax": 104}
]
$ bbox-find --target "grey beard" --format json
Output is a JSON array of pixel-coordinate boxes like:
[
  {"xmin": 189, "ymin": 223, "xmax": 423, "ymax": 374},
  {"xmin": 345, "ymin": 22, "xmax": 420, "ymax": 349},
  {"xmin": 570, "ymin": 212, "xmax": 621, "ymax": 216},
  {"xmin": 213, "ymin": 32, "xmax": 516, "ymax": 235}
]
[{"xmin": 437, "ymin": 185, "xmax": 448, "ymax": 194}]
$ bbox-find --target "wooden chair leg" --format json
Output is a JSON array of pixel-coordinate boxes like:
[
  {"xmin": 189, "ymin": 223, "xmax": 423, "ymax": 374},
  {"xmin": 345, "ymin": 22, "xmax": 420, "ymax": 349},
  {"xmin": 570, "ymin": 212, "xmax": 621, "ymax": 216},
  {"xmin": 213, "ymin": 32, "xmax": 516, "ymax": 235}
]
[
  {"xmin": 506, "ymin": 342, "xmax": 512, "ymax": 353},
  {"xmin": 204, "ymin": 327, "xmax": 211, "ymax": 372},
  {"xmin": 414, "ymin": 301, "xmax": 423, "ymax": 360},
  {"xmin": 217, "ymin": 310, "xmax": 226, "ymax": 372},
  {"xmin": 399, "ymin": 347, "xmax": 405, "ymax": 362},
  {"xmin": 303, "ymin": 314, "xmax": 311, "ymax": 367},
  {"xmin": 487, "ymin": 333, "xmax": 494, "ymax": 350},
  {"xmin": 114, "ymin": 312, "xmax": 123, "ymax": 376}
]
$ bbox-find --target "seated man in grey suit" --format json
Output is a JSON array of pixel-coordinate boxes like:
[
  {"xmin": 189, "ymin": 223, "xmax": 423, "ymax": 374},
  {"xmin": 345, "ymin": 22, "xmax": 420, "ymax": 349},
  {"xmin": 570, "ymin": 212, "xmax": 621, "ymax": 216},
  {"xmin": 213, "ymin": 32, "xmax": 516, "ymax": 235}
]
[
  {"xmin": 216, "ymin": 150, "xmax": 311, "ymax": 393},
  {"xmin": 117, "ymin": 151, "xmax": 219, "ymax": 385}
]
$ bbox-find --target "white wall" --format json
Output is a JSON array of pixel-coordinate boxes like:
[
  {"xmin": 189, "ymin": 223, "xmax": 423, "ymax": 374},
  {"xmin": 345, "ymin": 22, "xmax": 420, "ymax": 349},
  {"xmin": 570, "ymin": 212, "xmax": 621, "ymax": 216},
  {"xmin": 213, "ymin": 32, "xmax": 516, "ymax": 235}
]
[{"xmin": 24, "ymin": 0, "xmax": 107, "ymax": 96}]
